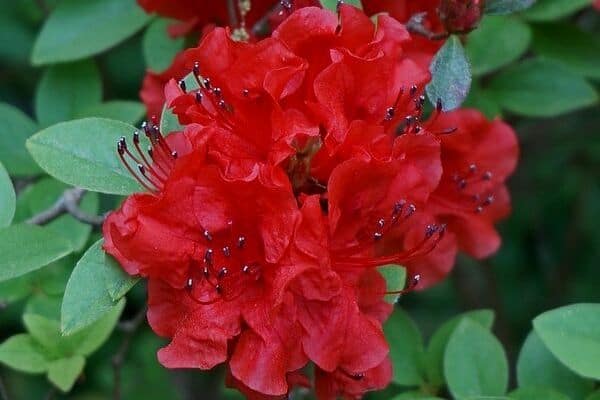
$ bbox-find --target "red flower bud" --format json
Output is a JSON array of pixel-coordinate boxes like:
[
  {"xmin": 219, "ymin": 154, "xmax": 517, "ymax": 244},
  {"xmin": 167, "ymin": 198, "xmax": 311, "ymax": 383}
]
[{"xmin": 438, "ymin": 0, "xmax": 485, "ymax": 33}]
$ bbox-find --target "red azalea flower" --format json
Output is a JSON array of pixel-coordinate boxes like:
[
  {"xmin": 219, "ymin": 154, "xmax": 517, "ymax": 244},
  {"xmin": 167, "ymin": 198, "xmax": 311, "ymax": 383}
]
[
  {"xmin": 595, "ymin": 0, "xmax": 600, "ymax": 10},
  {"xmin": 105, "ymin": 4, "xmax": 519, "ymax": 399}
]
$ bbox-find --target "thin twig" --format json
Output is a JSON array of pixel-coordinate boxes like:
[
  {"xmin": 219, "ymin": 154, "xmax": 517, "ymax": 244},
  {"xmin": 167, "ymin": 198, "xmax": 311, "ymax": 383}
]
[
  {"xmin": 26, "ymin": 187, "xmax": 105, "ymax": 227},
  {"xmin": 43, "ymin": 387, "xmax": 55, "ymax": 400},
  {"xmin": 0, "ymin": 373, "xmax": 9, "ymax": 400},
  {"xmin": 112, "ymin": 307, "xmax": 147, "ymax": 400}
]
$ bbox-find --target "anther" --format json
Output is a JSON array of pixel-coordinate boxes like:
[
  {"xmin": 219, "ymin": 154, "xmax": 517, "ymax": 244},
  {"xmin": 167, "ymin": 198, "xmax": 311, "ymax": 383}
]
[
  {"xmin": 203, "ymin": 230, "xmax": 213, "ymax": 241},
  {"xmin": 351, "ymin": 373, "xmax": 364, "ymax": 381},
  {"xmin": 242, "ymin": 89, "xmax": 249, "ymax": 97},
  {"xmin": 377, "ymin": 218, "xmax": 385, "ymax": 229},
  {"xmin": 222, "ymin": 246, "xmax": 231, "ymax": 257},
  {"xmin": 193, "ymin": 62, "xmax": 200, "ymax": 76},
  {"xmin": 204, "ymin": 249, "xmax": 214, "ymax": 265},
  {"xmin": 178, "ymin": 80, "xmax": 187, "ymax": 93},
  {"xmin": 242, "ymin": 265, "xmax": 250, "ymax": 273},
  {"xmin": 476, "ymin": 206, "xmax": 484, "ymax": 213},
  {"xmin": 171, "ymin": 151, "xmax": 178, "ymax": 159},
  {"xmin": 215, "ymin": 284, "xmax": 222, "ymax": 294},
  {"xmin": 483, "ymin": 171, "xmax": 493, "ymax": 181},
  {"xmin": 409, "ymin": 85, "xmax": 418, "ymax": 97},
  {"xmin": 203, "ymin": 78, "xmax": 211, "ymax": 89},
  {"xmin": 213, "ymin": 87, "xmax": 222, "ymax": 98},
  {"xmin": 385, "ymin": 107, "xmax": 395, "ymax": 121},
  {"xmin": 186, "ymin": 278, "xmax": 193, "ymax": 289},
  {"xmin": 137, "ymin": 164, "xmax": 146, "ymax": 175},
  {"xmin": 406, "ymin": 204, "xmax": 416, "ymax": 217},
  {"xmin": 458, "ymin": 179, "xmax": 467, "ymax": 189},
  {"xmin": 133, "ymin": 131, "xmax": 140, "ymax": 144},
  {"xmin": 483, "ymin": 195, "xmax": 494, "ymax": 206},
  {"xmin": 195, "ymin": 91, "xmax": 203, "ymax": 103},
  {"xmin": 373, "ymin": 232, "xmax": 383, "ymax": 241},
  {"xmin": 218, "ymin": 268, "xmax": 229, "ymax": 279},
  {"xmin": 237, "ymin": 236, "xmax": 246, "ymax": 248},
  {"xmin": 469, "ymin": 164, "xmax": 477, "ymax": 173},
  {"xmin": 203, "ymin": 266, "xmax": 210, "ymax": 278}
]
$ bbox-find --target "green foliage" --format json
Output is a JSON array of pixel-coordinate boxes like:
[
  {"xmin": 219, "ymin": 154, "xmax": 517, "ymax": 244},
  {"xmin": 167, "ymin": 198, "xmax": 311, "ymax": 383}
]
[
  {"xmin": 32, "ymin": 0, "xmax": 151, "ymax": 64},
  {"xmin": 0, "ymin": 162, "xmax": 16, "ymax": 228},
  {"xmin": 143, "ymin": 19, "xmax": 185, "ymax": 72},
  {"xmin": 35, "ymin": 60, "xmax": 102, "ymax": 127},
  {"xmin": 74, "ymin": 101, "xmax": 146, "ymax": 125},
  {"xmin": 379, "ymin": 265, "xmax": 407, "ymax": 304},
  {"xmin": 485, "ymin": 0, "xmax": 536, "ymax": 15},
  {"xmin": 27, "ymin": 118, "xmax": 145, "ymax": 195},
  {"xmin": 444, "ymin": 319, "xmax": 509, "ymax": 399},
  {"xmin": 0, "ymin": 103, "xmax": 41, "ymax": 176},
  {"xmin": 424, "ymin": 310, "xmax": 495, "ymax": 388},
  {"xmin": 466, "ymin": 16, "xmax": 532, "ymax": 76},
  {"xmin": 531, "ymin": 23, "xmax": 600, "ymax": 80},
  {"xmin": 522, "ymin": 0, "xmax": 593, "ymax": 21},
  {"xmin": 426, "ymin": 36, "xmax": 472, "ymax": 111},
  {"xmin": 509, "ymin": 387, "xmax": 570, "ymax": 400},
  {"xmin": 320, "ymin": 0, "xmax": 362, "ymax": 11},
  {"xmin": 0, "ymin": 224, "xmax": 72, "ymax": 282},
  {"xmin": 47, "ymin": 355, "xmax": 85, "ymax": 392},
  {"xmin": 517, "ymin": 331, "xmax": 595, "ymax": 399},
  {"xmin": 385, "ymin": 308, "xmax": 426, "ymax": 386},
  {"xmin": 533, "ymin": 304, "xmax": 600, "ymax": 380},
  {"xmin": 62, "ymin": 240, "xmax": 137, "ymax": 334},
  {"xmin": 488, "ymin": 58, "xmax": 598, "ymax": 116}
]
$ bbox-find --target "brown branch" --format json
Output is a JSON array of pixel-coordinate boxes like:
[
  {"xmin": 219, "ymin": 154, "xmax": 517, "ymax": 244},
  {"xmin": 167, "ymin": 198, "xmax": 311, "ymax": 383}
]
[
  {"xmin": 25, "ymin": 187, "xmax": 105, "ymax": 227},
  {"xmin": 112, "ymin": 306, "xmax": 147, "ymax": 400}
]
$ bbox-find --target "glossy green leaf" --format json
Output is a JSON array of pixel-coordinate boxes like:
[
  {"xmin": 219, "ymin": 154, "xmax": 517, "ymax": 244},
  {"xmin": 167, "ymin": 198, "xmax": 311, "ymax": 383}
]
[
  {"xmin": 392, "ymin": 394, "xmax": 444, "ymax": 400},
  {"xmin": 102, "ymin": 247, "xmax": 139, "ymax": 302},
  {"xmin": 61, "ymin": 240, "xmax": 130, "ymax": 334},
  {"xmin": 488, "ymin": 59, "xmax": 598, "ymax": 117},
  {"xmin": 425, "ymin": 310, "xmax": 495, "ymax": 387},
  {"xmin": 426, "ymin": 35, "xmax": 472, "ymax": 111},
  {"xmin": 0, "ymin": 161, "xmax": 16, "ymax": 228},
  {"xmin": 0, "ymin": 224, "xmax": 72, "ymax": 282},
  {"xmin": 0, "ymin": 103, "xmax": 41, "ymax": 176},
  {"xmin": 320, "ymin": 0, "xmax": 362, "ymax": 11},
  {"xmin": 509, "ymin": 387, "xmax": 569, "ymax": 400},
  {"xmin": 532, "ymin": 23, "xmax": 600, "ymax": 80},
  {"xmin": 444, "ymin": 319, "xmax": 509, "ymax": 399},
  {"xmin": 32, "ymin": 0, "xmax": 151, "ymax": 65},
  {"xmin": 466, "ymin": 16, "xmax": 531, "ymax": 76},
  {"xmin": 378, "ymin": 265, "xmax": 407, "ymax": 304},
  {"xmin": 74, "ymin": 101, "xmax": 146, "ymax": 125},
  {"xmin": 27, "ymin": 118, "xmax": 144, "ymax": 195},
  {"xmin": 522, "ymin": 0, "xmax": 592, "ymax": 21},
  {"xmin": 47, "ymin": 355, "xmax": 85, "ymax": 392},
  {"xmin": 35, "ymin": 60, "xmax": 102, "ymax": 127},
  {"xmin": 16, "ymin": 178, "xmax": 99, "ymax": 251},
  {"xmin": 586, "ymin": 391, "xmax": 600, "ymax": 400},
  {"xmin": 0, "ymin": 334, "xmax": 51, "ymax": 373},
  {"xmin": 517, "ymin": 331, "xmax": 594, "ymax": 399},
  {"xmin": 533, "ymin": 303, "xmax": 600, "ymax": 380},
  {"xmin": 385, "ymin": 308, "xmax": 425, "ymax": 386},
  {"xmin": 485, "ymin": 0, "xmax": 536, "ymax": 14},
  {"xmin": 143, "ymin": 19, "xmax": 185, "ymax": 72}
]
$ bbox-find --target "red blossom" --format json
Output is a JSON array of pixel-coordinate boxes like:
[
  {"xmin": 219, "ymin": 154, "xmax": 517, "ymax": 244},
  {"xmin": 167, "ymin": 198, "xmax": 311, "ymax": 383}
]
[{"xmin": 105, "ymin": 4, "xmax": 518, "ymax": 399}]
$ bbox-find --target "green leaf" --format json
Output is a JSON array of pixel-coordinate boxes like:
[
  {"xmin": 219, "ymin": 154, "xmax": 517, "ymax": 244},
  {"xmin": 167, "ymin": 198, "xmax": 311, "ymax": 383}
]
[
  {"xmin": 532, "ymin": 23, "xmax": 600, "ymax": 80},
  {"xmin": 47, "ymin": 355, "xmax": 85, "ymax": 392},
  {"xmin": 485, "ymin": 0, "xmax": 536, "ymax": 15},
  {"xmin": 391, "ymin": 394, "xmax": 444, "ymax": 400},
  {"xmin": 0, "ymin": 224, "xmax": 72, "ymax": 282},
  {"xmin": 27, "ymin": 118, "xmax": 144, "ymax": 195},
  {"xmin": 0, "ymin": 161, "xmax": 16, "ymax": 228},
  {"xmin": 0, "ymin": 276, "xmax": 31, "ymax": 304},
  {"xmin": 466, "ymin": 16, "xmax": 531, "ymax": 76},
  {"xmin": 24, "ymin": 300, "xmax": 124, "ymax": 358},
  {"xmin": 61, "ymin": 240, "xmax": 131, "ymax": 334},
  {"xmin": 35, "ymin": 60, "xmax": 102, "ymax": 127},
  {"xmin": 444, "ymin": 319, "xmax": 509, "ymax": 399},
  {"xmin": 102, "ymin": 248, "xmax": 139, "ymax": 302},
  {"xmin": 378, "ymin": 264, "xmax": 406, "ymax": 304},
  {"xmin": 426, "ymin": 35, "xmax": 472, "ymax": 111},
  {"xmin": 0, "ymin": 334, "xmax": 51, "ymax": 374},
  {"xmin": 509, "ymin": 387, "xmax": 569, "ymax": 400},
  {"xmin": 586, "ymin": 391, "xmax": 600, "ymax": 400},
  {"xmin": 31, "ymin": 0, "xmax": 151, "ymax": 65},
  {"xmin": 0, "ymin": 103, "xmax": 41, "ymax": 176},
  {"xmin": 74, "ymin": 101, "xmax": 146, "ymax": 125},
  {"xmin": 425, "ymin": 310, "xmax": 495, "ymax": 387},
  {"xmin": 143, "ymin": 19, "xmax": 185, "ymax": 72},
  {"xmin": 522, "ymin": 0, "xmax": 593, "ymax": 21},
  {"xmin": 16, "ymin": 178, "xmax": 99, "ymax": 251},
  {"xmin": 533, "ymin": 303, "xmax": 600, "ymax": 380},
  {"xmin": 488, "ymin": 58, "xmax": 598, "ymax": 117},
  {"xmin": 385, "ymin": 308, "xmax": 425, "ymax": 386},
  {"xmin": 464, "ymin": 82, "xmax": 503, "ymax": 119},
  {"xmin": 320, "ymin": 0, "xmax": 362, "ymax": 11},
  {"xmin": 517, "ymin": 331, "xmax": 594, "ymax": 399}
]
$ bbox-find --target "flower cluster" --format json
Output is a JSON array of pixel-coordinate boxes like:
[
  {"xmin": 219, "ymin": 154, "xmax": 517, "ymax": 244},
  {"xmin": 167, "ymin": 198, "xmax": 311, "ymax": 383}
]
[{"xmin": 104, "ymin": 4, "xmax": 517, "ymax": 399}]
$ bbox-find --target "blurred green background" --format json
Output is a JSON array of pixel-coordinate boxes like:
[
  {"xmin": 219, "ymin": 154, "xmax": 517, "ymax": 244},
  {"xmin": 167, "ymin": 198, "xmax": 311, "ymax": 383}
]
[{"xmin": 0, "ymin": 0, "xmax": 599, "ymax": 399}]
